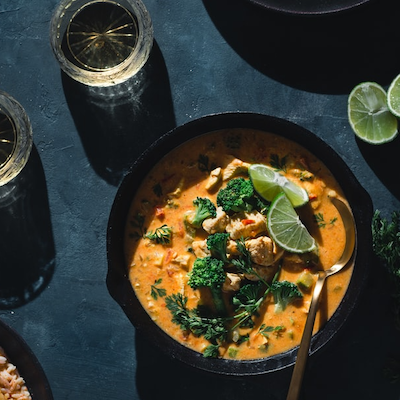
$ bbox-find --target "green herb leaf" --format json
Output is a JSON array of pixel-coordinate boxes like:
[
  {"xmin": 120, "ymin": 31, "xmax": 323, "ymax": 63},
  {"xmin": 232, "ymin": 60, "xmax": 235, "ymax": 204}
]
[
  {"xmin": 145, "ymin": 224, "xmax": 172, "ymax": 245},
  {"xmin": 270, "ymin": 154, "xmax": 287, "ymax": 172},
  {"xmin": 150, "ymin": 279, "xmax": 167, "ymax": 300},
  {"xmin": 152, "ymin": 183, "xmax": 163, "ymax": 197}
]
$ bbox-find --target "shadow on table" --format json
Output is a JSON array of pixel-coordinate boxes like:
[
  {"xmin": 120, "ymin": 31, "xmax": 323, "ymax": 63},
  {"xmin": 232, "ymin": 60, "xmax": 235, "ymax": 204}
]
[
  {"xmin": 356, "ymin": 135, "xmax": 400, "ymax": 201},
  {"xmin": 134, "ymin": 267, "xmax": 400, "ymax": 400},
  {"xmin": 0, "ymin": 145, "xmax": 55, "ymax": 309},
  {"xmin": 62, "ymin": 40, "xmax": 176, "ymax": 186},
  {"xmin": 202, "ymin": 0, "xmax": 400, "ymax": 94},
  {"xmin": 134, "ymin": 332, "xmax": 287, "ymax": 400}
]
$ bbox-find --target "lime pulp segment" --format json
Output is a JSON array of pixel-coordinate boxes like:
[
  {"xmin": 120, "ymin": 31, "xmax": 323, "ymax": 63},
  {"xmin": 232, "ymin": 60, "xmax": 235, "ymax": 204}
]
[
  {"xmin": 348, "ymin": 82, "xmax": 398, "ymax": 144},
  {"xmin": 249, "ymin": 164, "xmax": 309, "ymax": 208},
  {"xmin": 388, "ymin": 73, "xmax": 400, "ymax": 118},
  {"xmin": 267, "ymin": 192, "xmax": 316, "ymax": 254}
]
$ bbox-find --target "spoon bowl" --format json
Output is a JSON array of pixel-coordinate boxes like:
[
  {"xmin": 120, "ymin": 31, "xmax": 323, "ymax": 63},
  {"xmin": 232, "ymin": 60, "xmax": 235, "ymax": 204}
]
[{"xmin": 286, "ymin": 196, "xmax": 356, "ymax": 400}]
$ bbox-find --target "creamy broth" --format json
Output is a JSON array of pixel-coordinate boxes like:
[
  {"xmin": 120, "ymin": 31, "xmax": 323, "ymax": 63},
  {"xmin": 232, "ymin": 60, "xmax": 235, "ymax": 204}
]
[{"xmin": 124, "ymin": 129, "xmax": 352, "ymax": 360}]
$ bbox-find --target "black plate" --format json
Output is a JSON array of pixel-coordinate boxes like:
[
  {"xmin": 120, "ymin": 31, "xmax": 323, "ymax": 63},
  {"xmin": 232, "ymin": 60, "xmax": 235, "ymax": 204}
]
[
  {"xmin": 106, "ymin": 112, "xmax": 373, "ymax": 376},
  {"xmin": 0, "ymin": 319, "xmax": 53, "ymax": 399},
  {"xmin": 245, "ymin": 0, "xmax": 371, "ymax": 15}
]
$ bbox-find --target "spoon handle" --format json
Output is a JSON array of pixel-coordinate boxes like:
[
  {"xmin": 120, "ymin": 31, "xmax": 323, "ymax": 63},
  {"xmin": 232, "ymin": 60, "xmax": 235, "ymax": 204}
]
[{"xmin": 286, "ymin": 271, "xmax": 327, "ymax": 400}]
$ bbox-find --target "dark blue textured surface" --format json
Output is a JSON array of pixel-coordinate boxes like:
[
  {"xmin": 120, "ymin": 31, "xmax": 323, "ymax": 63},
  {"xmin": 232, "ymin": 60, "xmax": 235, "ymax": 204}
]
[{"xmin": 0, "ymin": 0, "xmax": 400, "ymax": 399}]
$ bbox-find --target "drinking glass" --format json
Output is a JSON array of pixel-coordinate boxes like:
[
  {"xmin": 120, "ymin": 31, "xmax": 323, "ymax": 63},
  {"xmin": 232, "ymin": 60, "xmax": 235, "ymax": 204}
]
[
  {"xmin": 50, "ymin": 0, "xmax": 154, "ymax": 87},
  {"xmin": 0, "ymin": 91, "xmax": 33, "ymax": 186}
]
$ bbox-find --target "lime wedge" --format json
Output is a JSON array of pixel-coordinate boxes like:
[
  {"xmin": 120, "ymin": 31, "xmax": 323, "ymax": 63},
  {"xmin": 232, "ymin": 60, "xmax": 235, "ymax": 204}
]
[
  {"xmin": 249, "ymin": 163, "xmax": 309, "ymax": 208},
  {"xmin": 267, "ymin": 193, "xmax": 316, "ymax": 254},
  {"xmin": 388, "ymin": 73, "xmax": 400, "ymax": 118},
  {"xmin": 348, "ymin": 82, "xmax": 398, "ymax": 144}
]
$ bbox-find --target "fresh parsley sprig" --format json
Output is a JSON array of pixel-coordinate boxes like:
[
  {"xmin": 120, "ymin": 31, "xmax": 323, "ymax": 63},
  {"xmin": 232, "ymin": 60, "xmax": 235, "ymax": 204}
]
[
  {"xmin": 372, "ymin": 210, "xmax": 400, "ymax": 382},
  {"xmin": 165, "ymin": 293, "xmax": 227, "ymax": 343},
  {"xmin": 165, "ymin": 266, "xmax": 281, "ymax": 357},
  {"xmin": 150, "ymin": 279, "xmax": 167, "ymax": 300}
]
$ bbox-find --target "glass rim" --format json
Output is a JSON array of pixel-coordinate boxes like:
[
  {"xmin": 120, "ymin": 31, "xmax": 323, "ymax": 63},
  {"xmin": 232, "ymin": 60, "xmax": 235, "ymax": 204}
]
[{"xmin": 0, "ymin": 91, "xmax": 33, "ymax": 186}]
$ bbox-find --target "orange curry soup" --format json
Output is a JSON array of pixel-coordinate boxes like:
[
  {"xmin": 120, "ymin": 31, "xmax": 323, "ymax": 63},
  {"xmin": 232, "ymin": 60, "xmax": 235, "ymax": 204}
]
[{"xmin": 124, "ymin": 129, "xmax": 352, "ymax": 360}]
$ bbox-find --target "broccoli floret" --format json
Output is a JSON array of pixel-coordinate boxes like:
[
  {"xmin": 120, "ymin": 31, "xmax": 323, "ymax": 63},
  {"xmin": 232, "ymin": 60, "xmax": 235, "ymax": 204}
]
[
  {"xmin": 271, "ymin": 280, "xmax": 303, "ymax": 313},
  {"xmin": 191, "ymin": 197, "xmax": 217, "ymax": 228},
  {"xmin": 216, "ymin": 177, "xmax": 255, "ymax": 214},
  {"xmin": 206, "ymin": 232, "xmax": 230, "ymax": 263},
  {"xmin": 188, "ymin": 256, "xmax": 227, "ymax": 315}
]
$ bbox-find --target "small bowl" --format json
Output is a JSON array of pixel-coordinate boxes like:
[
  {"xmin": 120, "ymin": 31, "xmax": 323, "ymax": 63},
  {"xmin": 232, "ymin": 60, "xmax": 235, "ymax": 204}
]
[
  {"xmin": 0, "ymin": 319, "xmax": 53, "ymax": 399},
  {"xmin": 106, "ymin": 112, "xmax": 373, "ymax": 376}
]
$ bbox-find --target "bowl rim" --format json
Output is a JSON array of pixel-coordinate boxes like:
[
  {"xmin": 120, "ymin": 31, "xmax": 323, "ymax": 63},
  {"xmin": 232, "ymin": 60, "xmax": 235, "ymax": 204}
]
[
  {"xmin": 0, "ymin": 318, "xmax": 54, "ymax": 399},
  {"xmin": 106, "ymin": 111, "xmax": 373, "ymax": 376}
]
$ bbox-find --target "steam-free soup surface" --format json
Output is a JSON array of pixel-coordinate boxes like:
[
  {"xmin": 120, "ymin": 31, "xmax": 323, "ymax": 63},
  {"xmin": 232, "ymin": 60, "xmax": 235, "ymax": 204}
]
[{"xmin": 124, "ymin": 129, "xmax": 353, "ymax": 360}]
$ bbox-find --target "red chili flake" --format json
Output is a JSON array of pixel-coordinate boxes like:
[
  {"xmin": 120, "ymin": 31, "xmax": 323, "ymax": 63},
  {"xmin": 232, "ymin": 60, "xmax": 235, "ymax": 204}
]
[
  {"xmin": 176, "ymin": 220, "xmax": 185, "ymax": 238},
  {"xmin": 165, "ymin": 249, "xmax": 174, "ymax": 264},
  {"xmin": 155, "ymin": 206, "xmax": 165, "ymax": 219},
  {"xmin": 241, "ymin": 219, "xmax": 255, "ymax": 225}
]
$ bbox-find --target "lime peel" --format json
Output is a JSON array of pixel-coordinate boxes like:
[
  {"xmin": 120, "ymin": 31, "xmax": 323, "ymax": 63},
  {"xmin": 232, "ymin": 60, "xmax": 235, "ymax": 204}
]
[
  {"xmin": 267, "ymin": 192, "xmax": 316, "ymax": 254},
  {"xmin": 348, "ymin": 81, "xmax": 398, "ymax": 145},
  {"xmin": 249, "ymin": 163, "xmax": 309, "ymax": 208},
  {"xmin": 388, "ymin": 73, "xmax": 400, "ymax": 118}
]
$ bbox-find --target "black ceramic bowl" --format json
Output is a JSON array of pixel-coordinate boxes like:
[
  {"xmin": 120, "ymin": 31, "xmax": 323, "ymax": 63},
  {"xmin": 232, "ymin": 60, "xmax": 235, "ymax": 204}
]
[
  {"xmin": 244, "ymin": 0, "xmax": 371, "ymax": 16},
  {"xmin": 0, "ymin": 319, "xmax": 53, "ymax": 399},
  {"xmin": 106, "ymin": 112, "xmax": 373, "ymax": 376}
]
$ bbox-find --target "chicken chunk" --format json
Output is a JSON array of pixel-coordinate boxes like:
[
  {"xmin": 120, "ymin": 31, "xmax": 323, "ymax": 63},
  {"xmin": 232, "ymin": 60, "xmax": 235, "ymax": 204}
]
[
  {"xmin": 202, "ymin": 206, "xmax": 229, "ymax": 234},
  {"xmin": 222, "ymin": 157, "xmax": 251, "ymax": 181},
  {"xmin": 226, "ymin": 239, "xmax": 240, "ymax": 257},
  {"xmin": 244, "ymin": 263, "xmax": 279, "ymax": 283},
  {"xmin": 225, "ymin": 211, "xmax": 267, "ymax": 240},
  {"xmin": 167, "ymin": 177, "xmax": 185, "ymax": 199},
  {"xmin": 222, "ymin": 272, "xmax": 243, "ymax": 293},
  {"xmin": 245, "ymin": 236, "xmax": 276, "ymax": 267},
  {"xmin": 191, "ymin": 240, "xmax": 210, "ymax": 258},
  {"xmin": 205, "ymin": 167, "xmax": 222, "ymax": 192},
  {"xmin": 171, "ymin": 254, "xmax": 192, "ymax": 270}
]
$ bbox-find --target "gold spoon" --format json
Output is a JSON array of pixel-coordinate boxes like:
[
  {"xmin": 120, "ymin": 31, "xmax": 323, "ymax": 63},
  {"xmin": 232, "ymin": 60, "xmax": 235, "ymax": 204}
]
[{"xmin": 286, "ymin": 197, "xmax": 356, "ymax": 400}]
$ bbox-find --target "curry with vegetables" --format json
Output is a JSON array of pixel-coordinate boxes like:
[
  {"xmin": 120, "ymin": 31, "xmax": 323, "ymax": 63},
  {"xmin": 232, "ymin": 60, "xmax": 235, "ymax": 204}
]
[{"xmin": 124, "ymin": 128, "xmax": 353, "ymax": 360}]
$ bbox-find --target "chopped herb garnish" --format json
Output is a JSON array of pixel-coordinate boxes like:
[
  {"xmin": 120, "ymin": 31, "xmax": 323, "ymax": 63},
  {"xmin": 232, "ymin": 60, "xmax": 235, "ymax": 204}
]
[
  {"xmin": 224, "ymin": 133, "xmax": 241, "ymax": 149},
  {"xmin": 145, "ymin": 224, "xmax": 172, "ymax": 245},
  {"xmin": 150, "ymin": 278, "xmax": 167, "ymax": 300},
  {"xmin": 152, "ymin": 183, "xmax": 163, "ymax": 197},
  {"xmin": 235, "ymin": 333, "xmax": 250, "ymax": 345},
  {"xmin": 197, "ymin": 154, "xmax": 217, "ymax": 173},
  {"xmin": 299, "ymin": 171, "xmax": 314, "ymax": 181},
  {"xmin": 259, "ymin": 324, "xmax": 285, "ymax": 337},
  {"xmin": 204, "ymin": 344, "xmax": 221, "ymax": 358},
  {"xmin": 314, "ymin": 213, "xmax": 337, "ymax": 228},
  {"xmin": 270, "ymin": 154, "xmax": 287, "ymax": 172},
  {"xmin": 129, "ymin": 213, "xmax": 146, "ymax": 239}
]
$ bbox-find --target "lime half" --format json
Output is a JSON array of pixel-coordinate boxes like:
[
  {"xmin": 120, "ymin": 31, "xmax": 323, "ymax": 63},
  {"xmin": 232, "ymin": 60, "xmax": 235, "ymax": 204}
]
[
  {"xmin": 267, "ymin": 193, "xmax": 316, "ymax": 254},
  {"xmin": 249, "ymin": 163, "xmax": 309, "ymax": 208},
  {"xmin": 388, "ymin": 74, "xmax": 400, "ymax": 118},
  {"xmin": 348, "ymin": 82, "xmax": 398, "ymax": 144}
]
